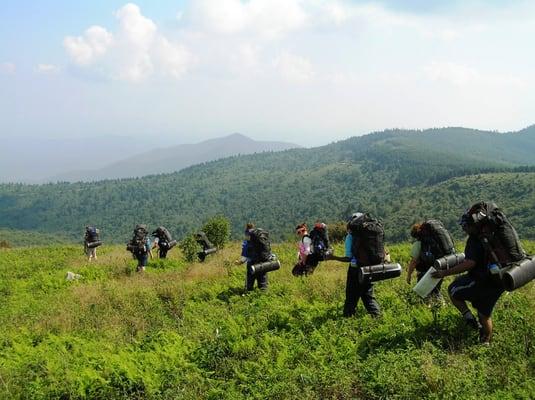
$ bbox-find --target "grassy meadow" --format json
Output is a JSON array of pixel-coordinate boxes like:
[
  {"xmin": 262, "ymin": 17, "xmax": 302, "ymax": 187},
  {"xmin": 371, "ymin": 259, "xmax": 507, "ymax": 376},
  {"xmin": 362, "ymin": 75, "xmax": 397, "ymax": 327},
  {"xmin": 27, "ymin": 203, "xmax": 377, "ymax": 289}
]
[{"xmin": 0, "ymin": 241, "xmax": 534, "ymax": 399}]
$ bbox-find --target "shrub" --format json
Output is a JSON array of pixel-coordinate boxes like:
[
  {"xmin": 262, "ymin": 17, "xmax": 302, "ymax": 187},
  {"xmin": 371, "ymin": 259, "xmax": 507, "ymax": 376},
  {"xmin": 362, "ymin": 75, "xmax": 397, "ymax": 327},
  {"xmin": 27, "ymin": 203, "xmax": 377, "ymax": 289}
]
[
  {"xmin": 202, "ymin": 216, "xmax": 231, "ymax": 248},
  {"xmin": 179, "ymin": 235, "xmax": 200, "ymax": 262},
  {"xmin": 327, "ymin": 221, "xmax": 347, "ymax": 243}
]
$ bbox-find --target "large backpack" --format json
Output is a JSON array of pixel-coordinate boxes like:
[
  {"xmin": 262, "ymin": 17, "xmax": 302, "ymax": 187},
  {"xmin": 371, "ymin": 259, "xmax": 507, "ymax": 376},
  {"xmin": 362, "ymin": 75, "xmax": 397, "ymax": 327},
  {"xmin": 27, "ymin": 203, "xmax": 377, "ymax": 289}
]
[
  {"xmin": 248, "ymin": 228, "xmax": 272, "ymax": 263},
  {"xmin": 468, "ymin": 202, "xmax": 525, "ymax": 265},
  {"xmin": 130, "ymin": 224, "xmax": 149, "ymax": 253},
  {"xmin": 418, "ymin": 220, "xmax": 455, "ymax": 267},
  {"xmin": 195, "ymin": 231, "xmax": 214, "ymax": 250},
  {"xmin": 348, "ymin": 214, "xmax": 385, "ymax": 267},
  {"xmin": 85, "ymin": 226, "xmax": 100, "ymax": 243},
  {"xmin": 309, "ymin": 223, "xmax": 330, "ymax": 260},
  {"xmin": 153, "ymin": 226, "xmax": 173, "ymax": 243}
]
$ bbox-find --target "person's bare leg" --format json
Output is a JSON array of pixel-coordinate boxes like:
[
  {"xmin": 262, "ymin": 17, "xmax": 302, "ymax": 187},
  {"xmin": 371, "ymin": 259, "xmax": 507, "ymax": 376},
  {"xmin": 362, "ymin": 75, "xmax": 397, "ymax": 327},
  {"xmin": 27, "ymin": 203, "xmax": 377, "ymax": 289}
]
[{"xmin": 478, "ymin": 312, "xmax": 492, "ymax": 344}]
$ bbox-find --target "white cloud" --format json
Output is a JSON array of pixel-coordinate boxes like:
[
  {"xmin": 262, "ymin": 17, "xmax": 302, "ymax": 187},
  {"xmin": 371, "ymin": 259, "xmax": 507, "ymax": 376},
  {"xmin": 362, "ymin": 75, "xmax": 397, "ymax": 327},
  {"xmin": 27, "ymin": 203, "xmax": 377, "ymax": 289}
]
[
  {"xmin": 423, "ymin": 62, "xmax": 523, "ymax": 87},
  {"xmin": 424, "ymin": 62, "xmax": 479, "ymax": 85},
  {"xmin": 36, "ymin": 64, "xmax": 61, "ymax": 74},
  {"xmin": 323, "ymin": 2, "xmax": 350, "ymax": 26},
  {"xmin": 0, "ymin": 62, "xmax": 16, "ymax": 74},
  {"xmin": 153, "ymin": 37, "xmax": 194, "ymax": 79},
  {"xmin": 188, "ymin": 0, "xmax": 307, "ymax": 39},
  {"xmin": 273, "ymin": 52, "xmax": 314, "ymax": 83},
  {"xmin": 64, "ymin": 25, "xmax": 113, "ymax": 65},
  {"xmin": 64, "ymin": 3, "xmax": 194, "ymax": 82}
]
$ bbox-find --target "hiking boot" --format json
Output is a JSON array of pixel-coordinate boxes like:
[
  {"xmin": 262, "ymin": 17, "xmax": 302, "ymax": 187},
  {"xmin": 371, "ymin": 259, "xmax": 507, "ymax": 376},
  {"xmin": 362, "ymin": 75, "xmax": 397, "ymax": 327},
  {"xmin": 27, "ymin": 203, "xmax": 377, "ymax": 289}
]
[{"xmin": 479, "ymin": 329, "xmax": 491, "ymax": 345}]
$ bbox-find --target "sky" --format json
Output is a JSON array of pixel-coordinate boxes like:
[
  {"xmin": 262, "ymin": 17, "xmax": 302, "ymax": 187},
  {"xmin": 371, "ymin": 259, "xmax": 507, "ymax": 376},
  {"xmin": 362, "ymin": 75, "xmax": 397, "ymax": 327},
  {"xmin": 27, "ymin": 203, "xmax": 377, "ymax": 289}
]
[{"xmin": 1, "ymin": 0, "xmax": 534, "ymax": 146}]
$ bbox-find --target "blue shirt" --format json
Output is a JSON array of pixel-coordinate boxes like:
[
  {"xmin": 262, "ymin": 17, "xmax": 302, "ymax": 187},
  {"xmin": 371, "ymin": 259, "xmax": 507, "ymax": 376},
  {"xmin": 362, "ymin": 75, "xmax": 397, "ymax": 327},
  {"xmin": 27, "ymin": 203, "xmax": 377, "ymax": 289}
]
[
  {"xmin": 345, "ymin": 234, "xmax": 353, "ymax": 258},
  {"xmin": 241, "ymin": 240, "xmax": 249, "ymax": 258}
]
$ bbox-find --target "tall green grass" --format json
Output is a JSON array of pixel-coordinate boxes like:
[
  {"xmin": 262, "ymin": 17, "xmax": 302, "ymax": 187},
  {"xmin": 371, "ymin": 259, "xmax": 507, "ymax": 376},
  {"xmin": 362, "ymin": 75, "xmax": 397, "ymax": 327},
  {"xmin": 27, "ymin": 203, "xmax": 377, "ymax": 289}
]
[{"xmin": 0, "ymin": 242, "xmax": 534, "ymax": 399}]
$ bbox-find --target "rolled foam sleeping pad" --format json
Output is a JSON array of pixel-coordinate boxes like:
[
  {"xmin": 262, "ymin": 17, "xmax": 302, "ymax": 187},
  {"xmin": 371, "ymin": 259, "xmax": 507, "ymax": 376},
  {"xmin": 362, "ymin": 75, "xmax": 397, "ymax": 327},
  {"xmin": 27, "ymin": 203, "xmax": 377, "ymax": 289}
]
[
  {"xmin": 168, "ymin": 239, "xmax": 178, "ymax": 249},
  {"xmin": 434, "ymin": 253, "xmax": 465, "ymax": 270},
  {"xmin": 251, "ymin": 259, "xmax": 281, "ymax": 275},
  {"xmin": 203, "ymin": 247, "xmax": 217, "ymax": 256},
  {"xmin": 502, "ymin": 257, "xmax": 535, "ymax": 292},
  {"xmin": 86, "ymin": 240, "xmax": 102, "ymax": 249},
  {"xmin": 358, "ymin": 263, "xmax": 402, "ymax": 284}
]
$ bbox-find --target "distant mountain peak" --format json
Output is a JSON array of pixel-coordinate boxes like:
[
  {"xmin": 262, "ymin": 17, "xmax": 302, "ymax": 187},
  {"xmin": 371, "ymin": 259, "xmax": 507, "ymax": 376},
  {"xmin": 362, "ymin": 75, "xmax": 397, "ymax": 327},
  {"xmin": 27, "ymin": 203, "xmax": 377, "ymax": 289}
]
[
  {"xmin": 49, "ymin": 133, "xmax": 300, "ymax": 182},
  {"xmin": 225, "ymin": 132, "xmax": 250, "ymax": 140}
]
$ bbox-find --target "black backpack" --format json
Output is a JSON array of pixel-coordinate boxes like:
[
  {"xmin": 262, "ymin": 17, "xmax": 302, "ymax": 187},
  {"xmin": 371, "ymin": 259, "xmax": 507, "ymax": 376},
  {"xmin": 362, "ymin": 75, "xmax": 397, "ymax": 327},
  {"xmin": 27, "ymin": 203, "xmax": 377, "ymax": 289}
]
[
  {"xmin": 195, "ymin": 231, "xmax": 214, "ymax": 250},
  {"xmin": 468, "ymin": 202, "xmax": 525, "ymax": 265},
  {"xmin": 153, "ymin": 226, "xmax": 173, "ymax": 243},
  {"xmin": 85, "ymin": 226, "xmax": 99, "ymax": 242},
  {"xmin": 130, "ymin": 224, "xmax": 148, "ymax": 253},
  {"xmin": 309, "ymin": 223, "xmax": 330, "ymax": 260},
  {"xmin": 418, "ymin": 220, "xmax": 455, "ymax": 267},
  {"xmin": 248, "ymin": 228, "xmax": 272, "ymax": 263},
  {"xmin": 348, "ymin": 214, "xmax": 385, "ymax": 267}
]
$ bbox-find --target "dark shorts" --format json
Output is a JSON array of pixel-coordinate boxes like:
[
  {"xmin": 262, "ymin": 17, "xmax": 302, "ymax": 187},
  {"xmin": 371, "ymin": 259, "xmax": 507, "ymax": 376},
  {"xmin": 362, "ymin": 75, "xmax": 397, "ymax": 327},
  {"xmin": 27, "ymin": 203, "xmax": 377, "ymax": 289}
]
[
  {"xmin": 448, "ymin": 274, "xmax": 504, "ymax": 317},
  {"xmin": 292, "ymin": 262, "xmax": 316, "ymax": 276},
  {"xmin": 292, "ymin": 254, "xmax": 322, "ymax": 276}
]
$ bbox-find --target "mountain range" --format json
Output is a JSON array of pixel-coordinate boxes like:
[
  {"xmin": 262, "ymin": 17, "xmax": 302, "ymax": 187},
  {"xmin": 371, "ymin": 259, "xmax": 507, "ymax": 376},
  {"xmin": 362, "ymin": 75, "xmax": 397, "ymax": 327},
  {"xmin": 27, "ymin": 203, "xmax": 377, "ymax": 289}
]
[
  {"xmin": 0, "ymin": 126, "xmax": 534, "ymax": 243},
  {"xmin": 0, "ymin": 134, "xmax": 299, "ymax": 183},
  {"xmin": 0, "ymin": 135, "xmax": 156, "ymax": 183},
  {"xmin": 50, "ymin": 133, "xmax": 300, "ymax": 182}
]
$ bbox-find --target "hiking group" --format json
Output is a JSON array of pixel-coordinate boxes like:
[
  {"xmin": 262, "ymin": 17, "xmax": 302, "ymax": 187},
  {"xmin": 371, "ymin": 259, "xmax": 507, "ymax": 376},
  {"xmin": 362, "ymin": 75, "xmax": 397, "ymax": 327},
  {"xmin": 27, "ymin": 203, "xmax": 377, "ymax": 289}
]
[
  {"xmin": 241, "ymin": 201, "xmax": 533, "ymax": 345},
  {"xmin": 82, "ymin": 201, "xmax": 534, "ymax": 345}
]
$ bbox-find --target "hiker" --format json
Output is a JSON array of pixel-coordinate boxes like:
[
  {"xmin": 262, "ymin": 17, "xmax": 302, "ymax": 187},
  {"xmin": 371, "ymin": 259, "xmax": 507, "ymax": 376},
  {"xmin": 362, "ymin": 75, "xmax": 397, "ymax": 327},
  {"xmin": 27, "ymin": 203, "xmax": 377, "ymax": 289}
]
[
  {"xmin": 235, "ymin": 224, "xmax": 253, "ymax": 266},
  {"xmin": 196, "ymin": 231, "xmax": 216, "ymax": 262},
  {"xmin": 406, "ymin": 220, "xmax": 456, "ymax": 303},
  {"xmin": 432, "ymin": 202, "xmax": 525, "ymax": 344},
  {"xmin": 236, "ymin": 223, "xmax": 273, "ymax": 291},
  {"xmin": 292, "ymin": 222, "xmax": 331, "ymax": 276},
  {"xmin": 292, "ymin": 223, "xmax": 314, "ymax": 276},
  {"xmin": 127, "ymin": 224, "xmax": 153, "ymax": 272},
  {"xmin": 329, "ymin": 213, "xmax": 382, "ymax": 318},
  {"xmin": 151, "ymin": 226, "xmax": 177, "ymax": 259},
  {"xmin": 84, "ymin": 226, "xmax": 101, "ymax": 262}
]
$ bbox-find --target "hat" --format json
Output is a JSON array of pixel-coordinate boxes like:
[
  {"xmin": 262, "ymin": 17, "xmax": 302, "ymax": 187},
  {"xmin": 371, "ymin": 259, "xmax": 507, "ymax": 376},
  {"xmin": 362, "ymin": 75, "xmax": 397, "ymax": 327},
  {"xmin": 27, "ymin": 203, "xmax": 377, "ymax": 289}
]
[{"xmin": 348, "ymin": 212, "xmax": 364, "ymax": 222}]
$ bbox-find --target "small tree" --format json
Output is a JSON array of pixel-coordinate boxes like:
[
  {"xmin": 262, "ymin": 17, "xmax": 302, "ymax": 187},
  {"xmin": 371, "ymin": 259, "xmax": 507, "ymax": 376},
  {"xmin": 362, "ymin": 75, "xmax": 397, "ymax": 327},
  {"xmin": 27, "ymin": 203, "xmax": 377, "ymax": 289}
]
[
  {"xmin": 202, "ymin": 215, "xmax": 231, "ymax": 248},
  {"xmin": 328, "ymin": 221, "xmax": 348, "ymax": 243},
  {"xmin": 179, "ymin": 235, "xmax": 200, "ymax": 263}
]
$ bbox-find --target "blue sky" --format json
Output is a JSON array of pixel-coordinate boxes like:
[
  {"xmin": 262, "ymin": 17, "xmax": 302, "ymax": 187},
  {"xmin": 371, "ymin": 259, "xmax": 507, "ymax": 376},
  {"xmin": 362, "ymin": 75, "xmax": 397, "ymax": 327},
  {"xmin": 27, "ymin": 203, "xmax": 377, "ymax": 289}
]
[{"xmin": 1, "ymin": 0, "xmax": 534, "ymax": 145}]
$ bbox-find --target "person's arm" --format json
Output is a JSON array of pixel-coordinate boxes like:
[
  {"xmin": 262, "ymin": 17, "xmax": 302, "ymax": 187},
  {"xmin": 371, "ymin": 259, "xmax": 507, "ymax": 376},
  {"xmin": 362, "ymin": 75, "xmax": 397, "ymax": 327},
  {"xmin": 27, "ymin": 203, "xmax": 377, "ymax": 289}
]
[
  {"xmin": 300, "ymin": 237, "xmax": 312, "ymax": 265},
  {"xmin": 328, "ymin": 232, "xmax": 352, "ymax": 263},
  {"xmin": 432, "ymin": 259, "xmax": 476, "ymax": 278},
  {"xmin": 328, "ymin": 254, "xmax": 351, "ymax": 263},
  {"xmin": 147, "ymin": 239, "xmax": 153, "ymax": 259},
  {"xmin": 407, "ymin": 241, "xmax": 421, "ymax": 283},
  {"xmin": 406, "ymin": 259, "xmax": 417, "ymax": 284}
]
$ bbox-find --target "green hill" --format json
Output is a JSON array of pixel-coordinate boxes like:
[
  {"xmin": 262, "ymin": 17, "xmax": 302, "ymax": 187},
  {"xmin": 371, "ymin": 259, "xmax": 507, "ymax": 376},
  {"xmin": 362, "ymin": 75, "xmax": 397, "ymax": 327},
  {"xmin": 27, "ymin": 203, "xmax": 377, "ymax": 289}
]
[
  {"xmin": 0, "ymin": 229, "xmax": 71, "ymax": 247},
  {"xmin": 1, "ymin": 127, "xmax": 534, "ymax": 243},
  {"xmin": 0, "ymin": 242, "xmax": 534, "ymax": 399}
]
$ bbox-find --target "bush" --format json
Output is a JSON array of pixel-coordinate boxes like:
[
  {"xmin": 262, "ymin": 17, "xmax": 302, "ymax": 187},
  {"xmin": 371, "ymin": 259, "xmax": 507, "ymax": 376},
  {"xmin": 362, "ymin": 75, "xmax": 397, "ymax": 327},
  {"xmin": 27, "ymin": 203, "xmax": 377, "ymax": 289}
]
[
  {"xmin": 327, "ymin": 221, "xmax": 347, "ymax": 243},
  {"xmin": 202, "ymin": 216, "xmax": 231, "ymax": 249},
  {"xmin": 179, "ymin": 235, "xmax": 200, "ymax": 262}
]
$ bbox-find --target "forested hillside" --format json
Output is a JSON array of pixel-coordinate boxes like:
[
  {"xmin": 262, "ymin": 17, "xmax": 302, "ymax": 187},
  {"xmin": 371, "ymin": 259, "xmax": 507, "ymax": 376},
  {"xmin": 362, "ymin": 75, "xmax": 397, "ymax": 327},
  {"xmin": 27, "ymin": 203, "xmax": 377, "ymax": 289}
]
[{"xmin": 1, "ymin": 127, "xmax": 534, "ymax": 243}]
